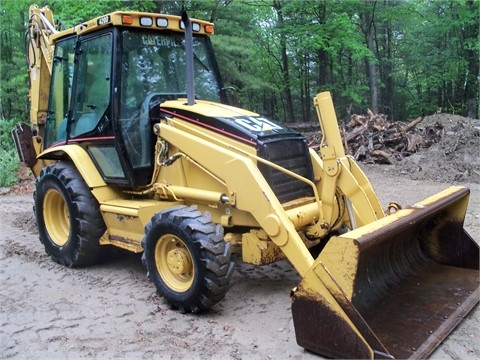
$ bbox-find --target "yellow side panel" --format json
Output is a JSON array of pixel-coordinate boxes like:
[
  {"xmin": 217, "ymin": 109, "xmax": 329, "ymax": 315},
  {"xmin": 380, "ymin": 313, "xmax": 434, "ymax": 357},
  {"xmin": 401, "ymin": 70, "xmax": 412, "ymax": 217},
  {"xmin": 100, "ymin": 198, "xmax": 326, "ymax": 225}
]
[
  {"xmin": 100, "ymin": 212, "xmax": 144, "ymax": 252},
  {"xmin": 99, "ymin": 198, "xmax": 184, "ymax": 252}
]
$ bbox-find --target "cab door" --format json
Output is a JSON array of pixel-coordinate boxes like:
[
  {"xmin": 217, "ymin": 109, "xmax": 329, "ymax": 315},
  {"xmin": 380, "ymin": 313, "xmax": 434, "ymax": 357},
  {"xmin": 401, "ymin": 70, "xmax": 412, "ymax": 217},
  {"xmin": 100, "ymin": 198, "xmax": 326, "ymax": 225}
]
[
  {"xmin": 69, "ymin": 33, "xmax": 112, "ymax": 138},
  {"xmin": 44, "ymin": 36, "xmax": 75, "ymax": 148},
  {"xmin": 68, "ymin": 32, "xmax": 127, "ymax": 183}
]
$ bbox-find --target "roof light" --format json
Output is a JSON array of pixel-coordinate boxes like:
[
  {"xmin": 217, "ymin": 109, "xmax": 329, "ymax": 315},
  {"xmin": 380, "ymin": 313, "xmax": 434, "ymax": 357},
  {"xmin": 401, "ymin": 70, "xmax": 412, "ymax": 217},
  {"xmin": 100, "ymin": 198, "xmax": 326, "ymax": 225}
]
[
  {"xmin": 122, "ymin": 15, "xmax": 133, "ymax": 25},
  {"xmin": 192, "ymin": 22, "xmax": 200, "ymax": 32},
  {"xmin": 179, "ymin": 20, "xmax": 185, "ymax": 30},
  {"xmin": 205, "ymin": 24, "xmax": 214, "ymax": 34},
  {"xmin": 140, "ymin": 17, "xmax": 153, "ymax": 26},
  {"xmin": 156, "ymin": 18, "xmax": 168, "ymax": 27},
  {"xmin": 97, "ymin": 15, "xmax": 110, "ymax": 26}
]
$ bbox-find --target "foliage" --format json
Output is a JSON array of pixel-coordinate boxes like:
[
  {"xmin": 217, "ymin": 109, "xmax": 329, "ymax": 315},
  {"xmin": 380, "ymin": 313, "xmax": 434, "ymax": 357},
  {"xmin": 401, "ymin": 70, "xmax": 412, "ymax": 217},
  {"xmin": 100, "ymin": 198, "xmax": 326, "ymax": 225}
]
[
  {"xmin": 0, "ymin": 118, "xmax": 19, "ymax": 187},
  {"xmin": 1, "ymin": 0, "xmax": 478, "ymax": 123},
  {"xmin": 0, "ymin": 0, "xmax": 29, "ymax": 121},
  {"xmin": 0, "ymin": 0, "xmax": 478, "ymax": 183},
  {"xmin": 0, "ymin": 149, "xmax": 19, "ymax": 187}
]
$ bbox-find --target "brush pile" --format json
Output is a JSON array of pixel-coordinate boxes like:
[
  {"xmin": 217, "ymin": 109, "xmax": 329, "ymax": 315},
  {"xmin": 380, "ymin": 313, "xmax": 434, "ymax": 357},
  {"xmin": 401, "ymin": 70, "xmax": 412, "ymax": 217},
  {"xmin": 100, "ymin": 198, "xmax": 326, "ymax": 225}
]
[
  {"xmin": 294, "ymin": 111, "xmax": 480, "ymax": 182},
  {"xmin": 341, "ymin": 110, "xmax": 443, "ymax": 164},
  {"xmin": 300, "ymin": 110, "xmax": 450, "ymax": 164}
]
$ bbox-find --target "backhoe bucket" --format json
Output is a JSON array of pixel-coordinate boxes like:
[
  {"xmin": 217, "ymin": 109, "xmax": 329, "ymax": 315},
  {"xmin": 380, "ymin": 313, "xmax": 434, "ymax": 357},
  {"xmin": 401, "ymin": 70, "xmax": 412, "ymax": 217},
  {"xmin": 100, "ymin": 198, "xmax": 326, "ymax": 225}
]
[{"xmin": 291, "ymin": 186, "xmax": 479, "ymax": 359}]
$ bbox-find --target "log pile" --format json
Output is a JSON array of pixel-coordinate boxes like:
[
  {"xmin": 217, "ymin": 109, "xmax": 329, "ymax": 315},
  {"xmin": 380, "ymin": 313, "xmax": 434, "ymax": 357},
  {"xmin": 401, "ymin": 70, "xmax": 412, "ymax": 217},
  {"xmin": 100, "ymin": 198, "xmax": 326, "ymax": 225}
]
[{"xmin": 301, "ymin": 110, "xmax": 445, "ymax": 164}]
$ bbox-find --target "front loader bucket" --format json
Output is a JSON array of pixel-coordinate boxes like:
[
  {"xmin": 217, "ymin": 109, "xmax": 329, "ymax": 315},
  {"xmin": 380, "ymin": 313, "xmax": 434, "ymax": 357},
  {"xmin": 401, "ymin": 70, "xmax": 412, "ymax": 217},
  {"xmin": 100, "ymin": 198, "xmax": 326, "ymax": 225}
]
[{"xmin": 291, "ymin": 186, "xmax": 479, "ymax": 359}]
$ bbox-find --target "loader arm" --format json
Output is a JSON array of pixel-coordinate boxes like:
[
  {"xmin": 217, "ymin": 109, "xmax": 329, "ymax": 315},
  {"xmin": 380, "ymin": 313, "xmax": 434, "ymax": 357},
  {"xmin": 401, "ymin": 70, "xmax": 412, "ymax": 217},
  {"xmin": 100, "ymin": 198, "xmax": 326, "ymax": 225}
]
[
  {"xmin": 305, "ymin": 92, "xmax": 384, "ymax": 239},
  {"xmin": 154, "ymin": 92, "xmax": 388, "ymax": 278},
  {"xmin": 156, "ymin": 121, "xmax": 316, "ymax": 276},
  {"xmin": 154, "ymin": 92, "xmax": 397, "ymax": 277}
]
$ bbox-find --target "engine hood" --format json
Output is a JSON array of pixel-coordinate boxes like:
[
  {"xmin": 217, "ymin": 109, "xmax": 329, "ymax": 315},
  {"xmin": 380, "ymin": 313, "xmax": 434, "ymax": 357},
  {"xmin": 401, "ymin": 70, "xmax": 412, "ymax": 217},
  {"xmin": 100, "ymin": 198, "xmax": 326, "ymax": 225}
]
[
  {"xmin": 159, "ymin": 99, "xmax": 300, "ymax": 145},
  {"xmin": 159, "ymin": 99, "xmax": 315, "ymax": 204}
]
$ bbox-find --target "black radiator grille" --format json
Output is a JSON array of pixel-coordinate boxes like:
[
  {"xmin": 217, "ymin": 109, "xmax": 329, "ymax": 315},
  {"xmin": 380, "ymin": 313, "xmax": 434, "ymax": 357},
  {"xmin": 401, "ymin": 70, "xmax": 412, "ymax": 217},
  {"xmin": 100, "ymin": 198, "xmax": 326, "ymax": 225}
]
[{"xmin": 257, "ymin": 135, "xmax": 315, "ymax": 204}]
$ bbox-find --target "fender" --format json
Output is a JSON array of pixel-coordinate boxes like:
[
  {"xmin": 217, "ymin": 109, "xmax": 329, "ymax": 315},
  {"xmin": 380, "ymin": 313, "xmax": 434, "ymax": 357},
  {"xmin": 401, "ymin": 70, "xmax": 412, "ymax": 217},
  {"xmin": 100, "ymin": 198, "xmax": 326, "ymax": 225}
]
[{"xmin": 38, "ymin": 144, "xmax": 106, "ymax": 189}]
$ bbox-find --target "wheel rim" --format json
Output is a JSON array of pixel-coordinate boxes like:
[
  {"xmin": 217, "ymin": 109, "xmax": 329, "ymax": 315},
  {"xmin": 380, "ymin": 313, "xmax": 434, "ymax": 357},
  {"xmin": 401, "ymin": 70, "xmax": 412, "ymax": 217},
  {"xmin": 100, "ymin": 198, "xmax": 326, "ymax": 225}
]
[
  {"xmin": 155, "ymin": 234, "xmax": 194, "ymax": 292},
  {"xmin": 43, "ymin": 188, "xmax": 70, "ymax": 246}
]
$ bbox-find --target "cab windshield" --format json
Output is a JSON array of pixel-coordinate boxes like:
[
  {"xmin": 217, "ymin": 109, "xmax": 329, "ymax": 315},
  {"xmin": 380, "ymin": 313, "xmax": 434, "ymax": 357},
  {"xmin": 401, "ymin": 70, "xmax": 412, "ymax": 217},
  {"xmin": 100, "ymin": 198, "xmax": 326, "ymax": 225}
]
[
  {"xmin": 120, "ymin": 30, "xmax": 221, "ymax": 113},
  {"xmin": 118, "ymin": 29, "xmax": 222, "ymax": 175}
]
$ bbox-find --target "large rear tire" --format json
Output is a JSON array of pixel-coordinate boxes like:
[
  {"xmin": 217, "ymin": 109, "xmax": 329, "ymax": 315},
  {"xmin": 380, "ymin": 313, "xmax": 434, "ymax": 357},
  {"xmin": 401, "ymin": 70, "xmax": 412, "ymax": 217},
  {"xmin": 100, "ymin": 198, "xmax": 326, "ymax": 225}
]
[
  {"xmin": 141, "ymin": 205, "xmax": 233, "ymax": 313},
  {"xmin": 34, "ymin": 161, "xmax": 106, "ymax": 267}
]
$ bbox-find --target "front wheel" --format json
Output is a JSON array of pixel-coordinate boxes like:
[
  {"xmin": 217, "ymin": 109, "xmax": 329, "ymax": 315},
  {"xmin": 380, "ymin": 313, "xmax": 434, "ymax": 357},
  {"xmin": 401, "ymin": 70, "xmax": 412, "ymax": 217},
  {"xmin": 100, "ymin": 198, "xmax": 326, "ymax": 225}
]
[
  {"xmin": 141, "ymin": 205, "xmax": 233, "ymax": 313},
  {"xmin": 34, "ymin": 161, "xmax": 106, "ymax": 267}
]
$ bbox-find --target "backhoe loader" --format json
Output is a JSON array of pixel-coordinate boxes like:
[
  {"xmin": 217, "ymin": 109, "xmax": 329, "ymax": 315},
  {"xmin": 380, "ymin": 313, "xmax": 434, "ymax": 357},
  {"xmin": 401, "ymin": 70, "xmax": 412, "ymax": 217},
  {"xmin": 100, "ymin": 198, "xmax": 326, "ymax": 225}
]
[{"xmin": 12, "ymin": 5, "xmax": 479, "ymax": 359}]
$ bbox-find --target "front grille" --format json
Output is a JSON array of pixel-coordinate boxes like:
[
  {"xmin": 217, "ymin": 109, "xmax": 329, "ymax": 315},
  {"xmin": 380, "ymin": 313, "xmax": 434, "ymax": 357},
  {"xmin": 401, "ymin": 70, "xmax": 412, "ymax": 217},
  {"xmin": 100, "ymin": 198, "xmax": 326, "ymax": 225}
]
[{"xmin": 257, "ymin": 135, "xmax": 315, "ymax": 204}]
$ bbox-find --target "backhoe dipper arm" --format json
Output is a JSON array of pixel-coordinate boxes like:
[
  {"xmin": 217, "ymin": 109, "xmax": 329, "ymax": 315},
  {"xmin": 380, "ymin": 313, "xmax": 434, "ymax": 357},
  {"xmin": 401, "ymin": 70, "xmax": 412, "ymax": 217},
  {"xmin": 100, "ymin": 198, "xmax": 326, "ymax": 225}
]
[
  {"xmin": 12, "ymin": 5, "xmax": 58, "ymax": 177},
  {"xmin": 26, "ymin": 4, "xmax": 57, "ymax": 126}
]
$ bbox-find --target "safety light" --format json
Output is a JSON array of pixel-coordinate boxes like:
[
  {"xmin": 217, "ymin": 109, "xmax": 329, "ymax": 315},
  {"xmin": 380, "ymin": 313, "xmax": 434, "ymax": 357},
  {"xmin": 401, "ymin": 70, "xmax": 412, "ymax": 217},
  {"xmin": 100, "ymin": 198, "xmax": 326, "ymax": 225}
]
[
  {"xmin": 192, "ymin": 22, "xmax": 200, "ymax": 32},
  {"xmin": 205, "ymin": 24, "xmax": 214, "ymax": 34},
  {"xmin": 156, "ymin": 18, "xmax": 168, "ymax": 28},
  {"xmin": 140, "ymin": 17, "xmax": 153, "ymax": 26},
  {"xmin": 122, "ymin": 15, "xmax": 133, "ymax": 25}
]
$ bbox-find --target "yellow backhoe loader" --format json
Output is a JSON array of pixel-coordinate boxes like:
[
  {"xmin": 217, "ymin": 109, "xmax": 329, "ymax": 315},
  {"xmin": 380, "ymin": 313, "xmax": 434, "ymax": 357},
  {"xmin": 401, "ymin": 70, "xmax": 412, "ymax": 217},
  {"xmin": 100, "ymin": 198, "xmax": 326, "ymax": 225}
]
[{"xmin": 12, "ymin": 5, "xmax": 479, "ymax": 359}]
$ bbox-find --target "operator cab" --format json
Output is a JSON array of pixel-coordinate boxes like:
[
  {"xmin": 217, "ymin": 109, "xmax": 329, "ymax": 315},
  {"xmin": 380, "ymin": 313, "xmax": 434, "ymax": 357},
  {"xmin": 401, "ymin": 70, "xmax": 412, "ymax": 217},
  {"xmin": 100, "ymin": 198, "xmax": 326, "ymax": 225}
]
[{"xmin": 44, "ymin": 13, "xmax": 224, "ymax": 188}]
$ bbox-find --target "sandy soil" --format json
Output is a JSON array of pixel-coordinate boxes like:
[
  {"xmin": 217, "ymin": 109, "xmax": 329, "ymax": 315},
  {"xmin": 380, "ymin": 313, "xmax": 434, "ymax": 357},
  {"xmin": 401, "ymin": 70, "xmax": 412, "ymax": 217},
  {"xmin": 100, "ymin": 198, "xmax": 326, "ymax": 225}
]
[{"xmin": 0, "ymin": 163, "xmax": 478, "ymax": 360}]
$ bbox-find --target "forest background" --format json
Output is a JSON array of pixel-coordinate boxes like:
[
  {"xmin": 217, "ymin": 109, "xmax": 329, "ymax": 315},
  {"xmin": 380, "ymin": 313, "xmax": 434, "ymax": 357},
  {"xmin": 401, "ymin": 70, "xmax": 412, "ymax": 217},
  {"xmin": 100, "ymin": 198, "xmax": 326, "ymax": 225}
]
[{"xmin": 0, "ymin": 0, "xmax": 479, "ymax": 186}]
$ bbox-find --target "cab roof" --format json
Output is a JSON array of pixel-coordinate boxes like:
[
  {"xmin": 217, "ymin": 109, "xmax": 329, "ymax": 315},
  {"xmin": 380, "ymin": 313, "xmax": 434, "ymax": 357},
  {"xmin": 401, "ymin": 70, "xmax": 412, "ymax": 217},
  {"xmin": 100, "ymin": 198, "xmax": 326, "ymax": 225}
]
[{"xmin": 52, "ymin": 11, "xmax": 214, "ymax": 40}]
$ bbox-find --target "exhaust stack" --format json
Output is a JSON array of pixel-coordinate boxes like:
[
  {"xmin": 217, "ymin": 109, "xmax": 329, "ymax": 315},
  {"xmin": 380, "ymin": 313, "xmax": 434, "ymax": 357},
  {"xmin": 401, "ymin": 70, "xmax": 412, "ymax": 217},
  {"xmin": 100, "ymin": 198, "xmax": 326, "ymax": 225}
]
[{"xmin": 182, "ymin": 11, "xmax": 195, "ymax": 106}]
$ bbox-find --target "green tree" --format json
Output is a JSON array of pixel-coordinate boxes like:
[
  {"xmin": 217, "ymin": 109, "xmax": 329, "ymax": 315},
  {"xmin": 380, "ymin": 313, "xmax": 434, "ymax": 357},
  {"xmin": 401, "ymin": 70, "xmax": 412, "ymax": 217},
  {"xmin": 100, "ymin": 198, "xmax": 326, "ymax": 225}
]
[
  {"xmin": 1, "ymin": 0, "xmax": 478, "ymax": 133},
  {"xmin": 0, "ymin": 0, "xmax": 30, "ymax": 120}
]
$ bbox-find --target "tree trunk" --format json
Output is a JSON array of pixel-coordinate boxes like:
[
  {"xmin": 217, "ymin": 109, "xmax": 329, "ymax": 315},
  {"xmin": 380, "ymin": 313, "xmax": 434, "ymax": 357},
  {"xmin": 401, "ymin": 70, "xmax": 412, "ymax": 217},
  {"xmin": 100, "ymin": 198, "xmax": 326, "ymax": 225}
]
[
  {"xmin": 315, "ymin": 1, "xmax": 328, "ymax": 90},
  {"xmin": 364, "ymin": 1, "xmax": 379, "ymax": 114},
  {"xmin": 304, "ymin": 53, "xmax": 311, "ymax": 122},
  {"xmin": 0, "ymin": 98, "xmax": 4, "ymax": 120},
  {"xmin": 380, "ymin": 10, "xmax": 394, "ymax": 119},
  {"xmin": 317, "ymin": 49, "xmax": 328, "ymax": 89},
  {"xmin": 463, "ymin": 0, "xmax": 479, "ymax": 118},
  {"xmin": 273, "ymin": 0, "xmax": 294, "ymax": 122}
]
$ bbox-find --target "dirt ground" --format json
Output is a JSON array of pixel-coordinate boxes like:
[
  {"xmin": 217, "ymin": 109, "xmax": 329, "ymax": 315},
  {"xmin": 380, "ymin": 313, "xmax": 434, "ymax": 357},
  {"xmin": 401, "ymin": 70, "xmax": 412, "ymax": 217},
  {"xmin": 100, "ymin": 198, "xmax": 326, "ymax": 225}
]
[{"xmin": 1, "ymin": 114, "xmax": 479, "ymax": 359}]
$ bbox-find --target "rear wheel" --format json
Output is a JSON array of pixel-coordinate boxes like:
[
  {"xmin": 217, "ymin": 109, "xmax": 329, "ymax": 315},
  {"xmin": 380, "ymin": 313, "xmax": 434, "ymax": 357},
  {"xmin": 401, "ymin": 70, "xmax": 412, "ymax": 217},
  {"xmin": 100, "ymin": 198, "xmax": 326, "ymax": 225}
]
[
  {"xmin": 141, "ymin": 205, "xmax": 233, "ymax": 313},
  {"xmin": 34, "ymin": 161, "xmax": 106, "ymax": 267}
]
